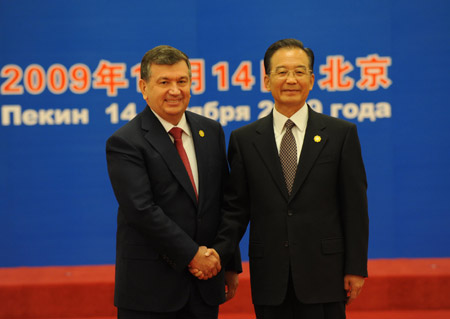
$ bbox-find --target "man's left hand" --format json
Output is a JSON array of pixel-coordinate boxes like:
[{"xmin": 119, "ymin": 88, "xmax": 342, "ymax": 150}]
[
  {"xmin": 344, "ymin": 274, "xmax": 365, "ymax": 305},
  {"xmin": 225, "ymin": 271, "xmax": 239, "ymax": 301}
]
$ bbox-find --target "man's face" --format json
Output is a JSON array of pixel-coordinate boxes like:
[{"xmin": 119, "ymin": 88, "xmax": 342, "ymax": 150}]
[
  {"xmin": 264, "ymin": 48, "xmax": 314, "ymax": 114},
  {"xmin": 139, "ymin": 61, "xmax": 191, "ymax": 125}
]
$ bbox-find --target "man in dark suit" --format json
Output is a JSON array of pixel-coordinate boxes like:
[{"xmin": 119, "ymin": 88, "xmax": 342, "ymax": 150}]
[
  {"xmin": 211, "ymin": 39, "xmax": 369, "ymax": 318},
  {"xmin": 106, "ymin": 45, "xmax": 241, "ymax": 319}
]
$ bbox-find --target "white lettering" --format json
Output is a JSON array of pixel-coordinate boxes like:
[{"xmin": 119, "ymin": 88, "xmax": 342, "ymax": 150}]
[
  {"xmin": 342, "ymin": 103, "xmax": 359, "ymax": 119},
  {"xmin": 2, "ymin": 105, "xmax": 90, "ymax": 126},
  {"xmin": 330, "ymin": 103, "xmax": 343, "ymax": 118},
  {"xmin": 331, "ymin": 101, "xmax": 392, "ymax": 122},
  {"xmin": 1, "ymin": 105, "xmax": 22, "ymax": 125},
  {"xmin": 22, "ymin": 109, "xmax": 39, "ymax": 126},
  {"xmin": 235, "ymin": 105, "xmax": 251, "ymax": 122},
  {"xmin": 188, "ymin": 102, "xmax": 251, "ymax": 126},
  {"xmin": 38, "ymin": 109, "xmax": 55, "ymax": 125},
  {"xmin": 203, "ymin": 101, "xmax": 219, "ymax": 120},
  {"xmin": 54, "ymin": 109, "xmax": 72, "ymax": 125},
  {"xmin": 257, "ymin": 100, "xmax": 273, "ymax": 119},
  {"xmin": 71, "ymin": 108, "xmax": 89, "ymax": 124},
  {"xmin": 358, "ymin": 103, "xmax": 376, "ymax": 122},
  {"xmin": 375, "ymin": 102, "xmax": 392, "ymax": 119},
  {"xmin": 219, "ymin": 106, "xmax": 235, "ymax": 126},
  {"xmin": 120, "ymin": 103, "xmax": 137, "ymax": 122}
]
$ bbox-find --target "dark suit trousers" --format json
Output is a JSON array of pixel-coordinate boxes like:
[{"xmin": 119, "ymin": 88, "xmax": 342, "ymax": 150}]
[
  {"xmin": 117, "ymin": 278, "xmax": 218, "ymax": 319},
  {"xmin": 254, "ymin": 272, "xmax": 346, "ymax": 319}
]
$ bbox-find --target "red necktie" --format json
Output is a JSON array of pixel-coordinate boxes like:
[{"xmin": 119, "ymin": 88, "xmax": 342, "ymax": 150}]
[{"xmin": 169, "ymin": 127, "xmax": 198, "ymax": 199}]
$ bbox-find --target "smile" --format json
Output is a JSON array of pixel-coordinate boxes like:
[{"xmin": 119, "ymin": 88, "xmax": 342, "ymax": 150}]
[{"xmin": 166, "ymin": 99, "xmax": 182, "ymax": 104}]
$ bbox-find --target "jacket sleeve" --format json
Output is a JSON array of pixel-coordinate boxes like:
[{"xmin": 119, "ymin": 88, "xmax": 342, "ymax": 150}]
[{"xmin": 339, "ymin": 124, "xmax": 369, "ymax": 277}]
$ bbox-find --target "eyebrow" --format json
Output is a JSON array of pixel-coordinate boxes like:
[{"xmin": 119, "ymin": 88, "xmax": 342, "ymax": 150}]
[
  {"xmin": 274, "ymin": 65, "xmax": 308, "ymax": 71},
  {"xmin": 157, "ymin": 75, "xmax": 189, "ymax": 81}
]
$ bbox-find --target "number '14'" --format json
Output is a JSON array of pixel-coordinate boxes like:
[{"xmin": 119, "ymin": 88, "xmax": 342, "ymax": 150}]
[{"xmin": 105, "ymin": 103, "xmax": 137, "ymax": 124}]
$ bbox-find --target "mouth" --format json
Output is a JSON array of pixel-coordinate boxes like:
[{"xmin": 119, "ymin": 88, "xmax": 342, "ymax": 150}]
[{"xmin": 165, "ymin": 99, "xmax": 183, "ymax": 105}]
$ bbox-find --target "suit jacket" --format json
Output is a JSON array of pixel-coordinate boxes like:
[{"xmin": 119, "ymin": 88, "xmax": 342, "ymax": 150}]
[
  {"xmin": 214, "ymin": 106, "xmax": 369, "ymax": 306},
  {"xmin": 106, "ymin": 106, "xmax": 241, "ymax": 312}
]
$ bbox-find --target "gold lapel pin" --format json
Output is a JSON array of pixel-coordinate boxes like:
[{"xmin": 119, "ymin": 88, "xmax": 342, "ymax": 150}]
[
  {"xmin": 314, "ymin": 135, "xmax": 321, "ymax": 143},
  {"xmin": 199, "ymin": 130, "xmax": 205, "ymax": 137}
]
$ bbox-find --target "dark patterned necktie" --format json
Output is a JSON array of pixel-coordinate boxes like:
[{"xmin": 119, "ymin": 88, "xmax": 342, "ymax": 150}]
[
  {"xmin": 169, "ymin": 127, "xmax": 198, "ymax": 200},
  {"xmin": 279, "ymin": 119, "xmax": 297, "ymax": 195}
]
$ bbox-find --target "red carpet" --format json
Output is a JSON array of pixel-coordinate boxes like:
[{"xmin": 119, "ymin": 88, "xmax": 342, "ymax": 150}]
[{"xmin": 1, "ymin": 258, "xmax": 449, "ymax": 318}]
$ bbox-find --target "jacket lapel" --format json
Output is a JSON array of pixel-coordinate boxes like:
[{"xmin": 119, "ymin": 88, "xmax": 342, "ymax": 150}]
[
  {"xmin": 252, "ymin": 113, "xmax": 290, "ymax": 200},
  {"xmin": 290, "ymin": 107, "xmax": 328, "ymax": 199},
  {"xmin": 141, "ymin": 107, "xmax": 198, "ymax": 206}
]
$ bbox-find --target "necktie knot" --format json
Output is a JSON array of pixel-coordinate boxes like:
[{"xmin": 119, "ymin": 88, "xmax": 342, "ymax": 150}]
[
  {"xmin": 169, "ymin": 127, "xmax": 183, "ymax": 140},
  {"xmin": 284, "ymin": 119, "xmax": 295, "ymax": 131}
]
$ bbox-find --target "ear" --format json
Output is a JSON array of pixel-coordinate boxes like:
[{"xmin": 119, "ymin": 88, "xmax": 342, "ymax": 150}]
[
  {"xmin": 309, "ymin": 73, "xmax": 315, "ymax": 91},
  {"xmin": 264, "ymin": 74, "xmax": 271, "ymax": 91},
  {"xmin": 139, "ymin": 79, "xmax": 148, "ymax": 99}
]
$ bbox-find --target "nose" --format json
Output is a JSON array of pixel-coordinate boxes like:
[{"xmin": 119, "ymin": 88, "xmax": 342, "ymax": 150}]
[
  {"xmin": 286, "ymin": 71, "xmax": 297, "ymax": 83},
  {"xmin": 168, "ymin": 83, "xmax": 181, "ymax": 95}
]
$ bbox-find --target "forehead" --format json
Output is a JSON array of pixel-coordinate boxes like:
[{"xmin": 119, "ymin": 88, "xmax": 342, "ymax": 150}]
[
  {"xmin": 271, "ymin": 48, "xmax": 309, "ymax": 69},
  {"xmin": 150, "ymin": 61, "xmax": 190, "ymax": 78}
]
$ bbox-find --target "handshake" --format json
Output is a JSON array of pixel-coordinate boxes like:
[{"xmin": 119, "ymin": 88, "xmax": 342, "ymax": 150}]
[{"xmin": 188, "ymin": 246, "xmax": 221, "ymax": 280}]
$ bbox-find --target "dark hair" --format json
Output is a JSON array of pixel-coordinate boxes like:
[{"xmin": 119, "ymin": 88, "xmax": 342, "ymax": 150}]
[
  {"xmin": 140, "ymin": 45, "xmax": 191, "ymax": 81},
  {"xmin": 263, "ymin": 38, "xmax": 314, "ymax": 74}
]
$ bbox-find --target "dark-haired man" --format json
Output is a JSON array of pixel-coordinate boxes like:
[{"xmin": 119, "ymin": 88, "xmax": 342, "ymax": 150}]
[
  {"xmin": 106, "ymin": 45, "xmax": 241, "ymax": 318},
  {"xmin": 212, "ymin": 38, "xmax": 369, "ymax": 318}
]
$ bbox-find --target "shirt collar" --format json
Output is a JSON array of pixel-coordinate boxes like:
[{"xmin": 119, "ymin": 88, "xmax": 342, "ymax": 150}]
[
  {"xmin": 273, "ymin": 103, "xmax": 308, "ymax": 134},
  {"xmin": 150, "ymin": 108, "xmax": 192, "ymax": 136}
]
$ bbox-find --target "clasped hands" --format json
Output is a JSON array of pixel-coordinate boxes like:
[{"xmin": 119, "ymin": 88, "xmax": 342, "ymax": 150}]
[{"xmin": 188, "ymin": 246, "xmax": 221, "ymax": 280}]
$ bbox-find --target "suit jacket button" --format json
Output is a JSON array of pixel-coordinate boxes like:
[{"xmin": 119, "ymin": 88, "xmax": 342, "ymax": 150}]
[
  {"xmin": 287, "ymin": 210, "xmax": 293, "ymax": 216},
  {"xmin": 284, "ymin": 241, "xmax": 289, "ymax": 247}
]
